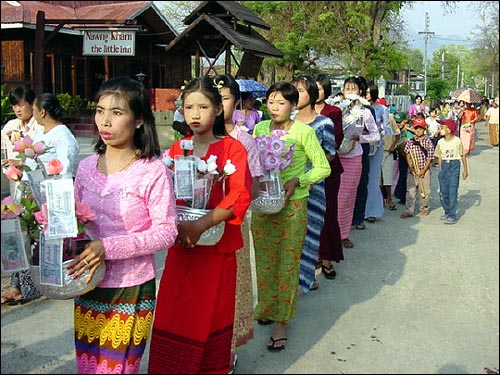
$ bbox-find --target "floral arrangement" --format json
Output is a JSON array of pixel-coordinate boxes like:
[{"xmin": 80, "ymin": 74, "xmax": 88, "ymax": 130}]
[
  {"xmin": 162, "ymin": 139, "xmax": 237, "ymax": 209},
  {"xmin": 1, "ymin": 138, "xmax": 95, "ymax": 265},
  {"xmin": 333, "ymin": 94, "xmax": 370, "ymax": 124},
  {"xmin": 254, "ymin": 129, "xmax": 294, "ymax": 170}
]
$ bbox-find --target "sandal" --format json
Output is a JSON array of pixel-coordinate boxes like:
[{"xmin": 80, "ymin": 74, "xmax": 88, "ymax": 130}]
[
  {"xmin": 388, "ymin": 205, "xmax": 397, "ymax": 211},
  {"xmin": 267, "ymin": 336, "xmax": 287, "ymax": 352},
  {"xmin": 310, "ymin": 280, "xmax": 319, "ymax": 291},
  {"xmin": 342, "ymin": 239, "xmax": 353, "ymax": 248},
  {"xmin": 367, "ymin": 217, "xmax": 376, "ymax": 223},
  {"xmin": 355, "ymin": 223, "xmax": 365, "ymax": 230},
  {"xmin": 257, "ymin": 319, "xmax": 274, "ymax": 325},
  {"xmin": 321, "ymin": 264, "xmax": 337, "ymax": 279},
  {"xmin": 400, "ymin": 212, "xmax": 413, "ymax": 219}
]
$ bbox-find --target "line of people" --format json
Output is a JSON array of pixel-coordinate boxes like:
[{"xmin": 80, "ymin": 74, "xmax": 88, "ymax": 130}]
[{"xmin": 1, "ymin": 73, "xmax": 485, "ymax": 374}]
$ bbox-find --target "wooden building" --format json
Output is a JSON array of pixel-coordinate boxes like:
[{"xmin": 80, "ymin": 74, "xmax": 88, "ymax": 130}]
[
  {"xmin": 1, "ymin": 0, "xmax": 283, "ymax": 114},
  {"xmin": 1, "ymin": 1, "xmax": 184, "ymax": 99}
]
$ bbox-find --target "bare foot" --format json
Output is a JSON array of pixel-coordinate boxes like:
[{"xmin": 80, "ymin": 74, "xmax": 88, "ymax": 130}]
[{"xmin": 1, "ymin": 287, "xmax": 22, "ymax": 304}]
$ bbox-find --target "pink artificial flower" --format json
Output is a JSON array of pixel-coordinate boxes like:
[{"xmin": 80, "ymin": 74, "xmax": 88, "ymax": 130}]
[
  {"xmin": 47, "ymin": 158, "xmax": 64, "ymax": 175},
  {"xmin": 34, "ymin": 203, "xmax": 48, "ymax": 233},
  {"xmin": 24, "ymin": 148, "xmax": 35, "ymax": 157},
  {"xmin": 75, "ymin": 201, "xmax": 96, "ymax": 223},
  {"xmin": 1, "ymin": 196, "xmax": 22, "ymax": 219},
  {"xmin": 33, "ymin": 142, "xmax": 46, "ymax": 154},
  {"xmin": 4, "ymin": 166, "xmax": 23, "ymax": 181}
]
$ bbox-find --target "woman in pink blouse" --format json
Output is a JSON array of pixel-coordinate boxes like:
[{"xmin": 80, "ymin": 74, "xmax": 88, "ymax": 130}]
[{"xmin": 68, "ymin": 76, "xmax": 178, "ymax": 374}]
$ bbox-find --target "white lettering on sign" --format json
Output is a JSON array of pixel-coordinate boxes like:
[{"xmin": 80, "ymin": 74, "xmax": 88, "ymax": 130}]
[{"xmin": 83, "ymin": 30, "xmax": 135, "ymax": 56}]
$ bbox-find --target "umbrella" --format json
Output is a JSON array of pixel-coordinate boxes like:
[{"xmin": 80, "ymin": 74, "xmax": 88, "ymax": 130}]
[
  {"xmin": 236, "ymin": 79, "xmax": 268, "ymax": 98},
  {"xmin": 456, "ymin": 88, "xmax": 482, "ymax": 103},
  {"xmin": 450, "ymin": 87, "xmax": 469, "ymax": 98}
]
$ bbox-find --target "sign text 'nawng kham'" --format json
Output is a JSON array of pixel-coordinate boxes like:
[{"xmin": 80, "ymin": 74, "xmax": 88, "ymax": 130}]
[{"xmin": 83, "ymin": 30, "xmax": 136, "ymax": 56}]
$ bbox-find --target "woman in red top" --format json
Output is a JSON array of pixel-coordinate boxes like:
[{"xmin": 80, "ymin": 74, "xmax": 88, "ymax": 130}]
[
  {"xmin": 459, "ymin": 101, "xmax": 479, "ymax": 155},
  {"xmin": 148, "ymin": 76, "xmax": 252, "ymax": 374}
]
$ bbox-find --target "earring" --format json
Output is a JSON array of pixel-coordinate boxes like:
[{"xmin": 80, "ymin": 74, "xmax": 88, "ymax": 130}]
[{"xmin": 136, "ymin": 124, "xmax": 143, "ymax": 129}]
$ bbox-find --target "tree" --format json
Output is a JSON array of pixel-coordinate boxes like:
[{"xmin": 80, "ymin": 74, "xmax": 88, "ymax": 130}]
[{"xmin": 243, "ymin": 1, "xmax": 409, "ymax": 81}]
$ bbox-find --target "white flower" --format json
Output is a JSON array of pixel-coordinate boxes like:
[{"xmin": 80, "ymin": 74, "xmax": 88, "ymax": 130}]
[
  {"xmin": 180, "ymin": 139, "xmax": 194, "ymax": 151},
  {"xmin": 223, "ymin": 159, "xmax": 237, "ymax": 176},
  {"xmin": 206, "ymin": 159, "xmax": 219, "ymax": 174},
  {"xmin": 196, "ymin": 158, "xmax": 208, "ymax": 173}
]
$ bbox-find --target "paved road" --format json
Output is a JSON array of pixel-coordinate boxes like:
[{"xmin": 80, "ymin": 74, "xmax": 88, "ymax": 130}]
[{"xmin": 1, "ymin": 123, "xmax": 498, "ymax": 374}]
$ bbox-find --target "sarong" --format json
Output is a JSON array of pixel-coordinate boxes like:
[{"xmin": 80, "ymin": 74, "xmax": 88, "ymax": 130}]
[
  {"xmin": 74, "ymin": 279, "xmax": 156, "ymax": 374},
  {"xmin": 338, "ymin": 155, "xmax": 363, "ymax": 239}
]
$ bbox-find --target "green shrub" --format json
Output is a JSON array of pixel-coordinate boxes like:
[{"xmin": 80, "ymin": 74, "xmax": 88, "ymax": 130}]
[{"xmin": 1, "ymin": 84, "xmax": 15, "ymax": 125}]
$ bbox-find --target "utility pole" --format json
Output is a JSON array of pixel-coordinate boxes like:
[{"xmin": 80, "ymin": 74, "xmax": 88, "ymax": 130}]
[
  {"xmin": 418, "ymin": 12, "xmax": 435, "ymax": 97},
  {"xmin": 441, "ymin": 51, "xmax": 445, "ymax": 80}
]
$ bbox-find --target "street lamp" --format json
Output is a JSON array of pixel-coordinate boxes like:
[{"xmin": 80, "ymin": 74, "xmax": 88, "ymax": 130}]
[{"xmin": 135, "ymin": 71, "xmax": 146, "ymax": 83}]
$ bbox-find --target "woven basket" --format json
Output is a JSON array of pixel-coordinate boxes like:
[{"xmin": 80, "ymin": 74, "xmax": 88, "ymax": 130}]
[{"xmin": 176, "ymin": 206, "xmax": 225, "ymax": 246}]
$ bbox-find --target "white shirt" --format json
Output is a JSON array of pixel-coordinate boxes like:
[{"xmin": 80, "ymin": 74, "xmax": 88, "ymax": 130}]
[
  {"xmin": 25, "ymin": 124, "xmax": 80, "ymax": 179},
  {"xmin": 1, "ymin": 116, "xmax": 44, "ymax": 159}
]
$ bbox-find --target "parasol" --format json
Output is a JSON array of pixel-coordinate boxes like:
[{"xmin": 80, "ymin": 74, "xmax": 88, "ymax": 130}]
[
  {"xmin": 236, "ymin": 79, "xmax": 268, "ymax": 98},
  {"xmin": 456, "ymin": 88, "xmax": 482, "ymax": 104},
  {"xmin": 450, "ymin": 87, "xmax": 469, "ymax": 99}
]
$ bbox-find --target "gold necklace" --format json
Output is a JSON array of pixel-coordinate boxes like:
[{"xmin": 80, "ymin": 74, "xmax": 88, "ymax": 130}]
[{"xmin": 98, "ymin": 150, "xmax": 140, "ymax": 174}]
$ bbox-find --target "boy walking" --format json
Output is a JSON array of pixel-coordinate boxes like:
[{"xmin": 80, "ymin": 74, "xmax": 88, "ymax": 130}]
[
  {"xmin": 400, "ymin": 117, "xmax": 435, "ymax": 218},
  {"xmin": 434, "ymin": 119, "xmax": 468, "ymax": 224}
]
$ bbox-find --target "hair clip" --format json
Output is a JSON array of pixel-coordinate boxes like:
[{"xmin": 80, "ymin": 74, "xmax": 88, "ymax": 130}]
[{"xmin": 213, "ymin": 79, "xmax": 224, "ymax": 92}]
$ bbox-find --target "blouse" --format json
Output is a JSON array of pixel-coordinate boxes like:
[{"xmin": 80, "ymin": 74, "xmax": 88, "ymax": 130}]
[{"xmin": 74, "ymin": 155, "xmax": 178, "ymax": 288}]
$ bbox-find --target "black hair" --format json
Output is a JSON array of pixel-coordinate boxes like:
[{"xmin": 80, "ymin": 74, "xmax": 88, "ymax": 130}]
[
  {"xmin": 213, "ymin": 74, "xmax": 241, "ymax": 102},
  {"xmin": 182, "ymin": 76, "xmax": 227, "ymax": 137},
  {"xmin": 93, "ymin": 75, "xmax": 160, "ymax": 158},
  {"xmin": 367, "ymin": 82, "xmax": 380, "ymax": 102},
  {"xmin": 34, "ymin": 93, "xmax": 64, "ymax": 121},
  {"xmin": 314, "ymin": 74, "xmax": 332, "ymax": 99},
  {"xmin": 291, "ymin": 75, "xmax": 319, "ymax": 109},
  {"xmin": 9, "ymin": 86, "xmax": 36, "ymax": 106},
  {"xmin": 343, "ymin": 76, "xmax": 368, "ymax": 97},
  {"xmin": 266, "ymin": 81, "xmax": 299, "ymax": 107}
]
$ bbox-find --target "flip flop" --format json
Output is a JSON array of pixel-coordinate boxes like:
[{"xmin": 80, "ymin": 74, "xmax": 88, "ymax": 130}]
[
  {"xmin": 388, "ymin": 205, "xmax": 397, "ymax": 210},
  {"xmin": 257, "ymin": 319, "xmax": 274, "ymax": 325},
  {"xmin": 267, "ymin": 336, "xmax": 287, "ymax": 352},
  {"xmin": 342, "ymin": 239, "xmax": 353, "ymax": 248},
  {"xmin": 322, "ymin": 264, "xmax": 337, "ymax": 280}
]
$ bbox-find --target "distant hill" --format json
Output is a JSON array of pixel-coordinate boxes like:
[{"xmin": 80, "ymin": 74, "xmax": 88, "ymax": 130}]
[{"xmin": 405, "ymin": 31, "xmax": 476, "ymax": 55}]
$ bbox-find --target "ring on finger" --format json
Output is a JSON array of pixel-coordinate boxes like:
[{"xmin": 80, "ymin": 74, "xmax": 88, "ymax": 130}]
[{"xmin": 82, "ymin": 259, "xmax": 89, "ymax": 265}]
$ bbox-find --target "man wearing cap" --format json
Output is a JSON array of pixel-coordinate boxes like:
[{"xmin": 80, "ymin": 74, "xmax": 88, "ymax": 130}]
[
  {"xmin": 400, "ymin": 117, "xmax": 435, "ymax": 218},
  {"xmin": 434, "ymin": 119, "xmax": 469, "ymax": 224},
  {"xmin": 485, "ymin": 98, "xmax": 499, "ymax": 146}
]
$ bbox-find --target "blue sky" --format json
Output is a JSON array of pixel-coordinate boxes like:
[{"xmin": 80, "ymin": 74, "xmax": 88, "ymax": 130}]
[{"xmin": 401, "ymin": 2, "xmax": 478, "ymax": 39}]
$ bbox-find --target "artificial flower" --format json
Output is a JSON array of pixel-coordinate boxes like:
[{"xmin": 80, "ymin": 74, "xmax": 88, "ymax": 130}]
[
  {"xmin": 223, "ymin": 160, "xmax": 237, "ymax": 176},
  {"xmin": 1, "ymin": 196, "xmax": 22, "ymax": 219},
  {"xmin": 46, "ymin": 158, "xmax": 64, "ymax": 175},
  {"xmin": 254, "ymin": 130, "xmax": 294, "ymax": 171},
  {"xmin": 4, "ymin": 166, "xmax": 23, "ymax": 181}
]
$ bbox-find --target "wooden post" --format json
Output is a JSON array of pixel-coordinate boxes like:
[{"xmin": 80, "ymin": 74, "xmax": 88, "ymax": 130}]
[{"xmin": 34, "ymin": 11, "xmax": 45, "ymax": 94}]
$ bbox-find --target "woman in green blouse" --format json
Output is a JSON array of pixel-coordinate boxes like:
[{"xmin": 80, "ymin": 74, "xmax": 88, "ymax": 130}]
[{"xmin": 251, "ymin": 81, "xmax": 331, "ymax": 351}]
